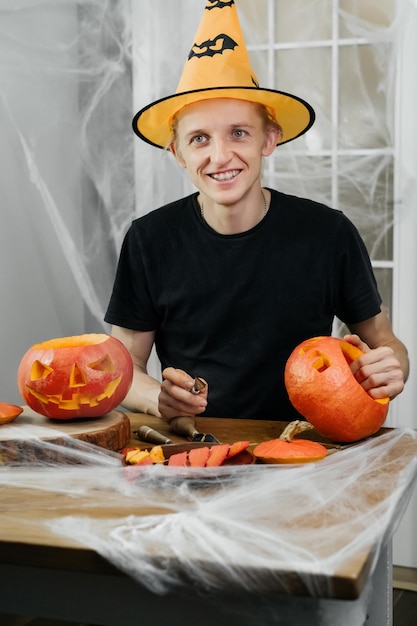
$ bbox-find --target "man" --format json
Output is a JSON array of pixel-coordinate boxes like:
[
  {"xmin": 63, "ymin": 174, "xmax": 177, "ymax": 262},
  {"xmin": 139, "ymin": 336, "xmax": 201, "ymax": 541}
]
[{"xmin": 105, "ymin": 0, "xmax": 408, "ymax": 422}]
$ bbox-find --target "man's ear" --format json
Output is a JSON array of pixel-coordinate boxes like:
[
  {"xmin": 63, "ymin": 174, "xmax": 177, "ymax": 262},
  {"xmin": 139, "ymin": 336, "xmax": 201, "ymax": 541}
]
[
  {"xmin": 262, "ymin": 127, "xmax": 280, "ymax": 157},
  {"xmin": 169, "ymin": 142, "xmax": 186, "ymax": 168}
]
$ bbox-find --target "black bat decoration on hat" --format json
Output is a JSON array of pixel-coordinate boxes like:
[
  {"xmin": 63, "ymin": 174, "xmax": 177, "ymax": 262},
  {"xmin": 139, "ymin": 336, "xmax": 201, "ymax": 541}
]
[
  {"xmin": 188, "ymin": 34, "xmax": 238, "ymax": 60},
  {"xmin": 206, "ymin": 0, "xmax": 235, "ymax": 9}
]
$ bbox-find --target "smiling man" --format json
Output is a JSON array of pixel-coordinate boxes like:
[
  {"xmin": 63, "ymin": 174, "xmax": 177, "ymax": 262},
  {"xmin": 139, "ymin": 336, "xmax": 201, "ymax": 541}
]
[{"xmin": 105, "ymin": 0, "xmax": 408, "ymax": 422}]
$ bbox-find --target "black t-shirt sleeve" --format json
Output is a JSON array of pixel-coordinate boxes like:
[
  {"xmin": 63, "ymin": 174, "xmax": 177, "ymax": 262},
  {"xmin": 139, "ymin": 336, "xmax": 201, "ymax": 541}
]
[
  {"xmin": 104, "ymin": 224, "xmax": 158, "ymax": 331},
  {"xmin": 333, "ymin": 215, "xmax": 382, "ymax": 325}
]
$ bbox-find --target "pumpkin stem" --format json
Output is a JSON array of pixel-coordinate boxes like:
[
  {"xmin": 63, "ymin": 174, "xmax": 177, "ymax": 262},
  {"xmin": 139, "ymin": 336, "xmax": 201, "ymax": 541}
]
[{"xmin": 280, "ymin": 420, "xmax": 315, "ymax": 442}]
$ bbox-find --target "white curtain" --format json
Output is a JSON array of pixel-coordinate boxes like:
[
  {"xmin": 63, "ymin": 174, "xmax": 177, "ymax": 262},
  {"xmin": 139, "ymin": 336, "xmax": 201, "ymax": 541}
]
[{"xmin": 1, "ymin": 0, "xmax": 136, "ymax": 402}]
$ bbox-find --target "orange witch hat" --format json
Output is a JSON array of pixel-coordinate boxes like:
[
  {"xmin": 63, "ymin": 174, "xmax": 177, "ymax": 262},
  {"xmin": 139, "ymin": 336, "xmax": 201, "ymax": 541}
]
[{"xmin": 133, "ymin": 0, "xmax": 315, "ymax": 149}]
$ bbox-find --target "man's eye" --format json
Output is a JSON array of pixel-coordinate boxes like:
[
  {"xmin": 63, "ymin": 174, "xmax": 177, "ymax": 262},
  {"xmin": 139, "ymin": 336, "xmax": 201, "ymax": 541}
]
[
  {"xmin": 233, "ymin": 129, "xmax": 246, "ymax": 138},
  {"xmin": 192, "ymin": 135, "xmax": 206, "ymax": 144}
]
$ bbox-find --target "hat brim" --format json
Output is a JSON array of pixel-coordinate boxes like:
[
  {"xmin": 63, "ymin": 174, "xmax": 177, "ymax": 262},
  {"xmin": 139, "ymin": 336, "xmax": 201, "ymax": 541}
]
[{"xmin": 133, "ymin": 86, "xmax": 315, "ymax": 149}]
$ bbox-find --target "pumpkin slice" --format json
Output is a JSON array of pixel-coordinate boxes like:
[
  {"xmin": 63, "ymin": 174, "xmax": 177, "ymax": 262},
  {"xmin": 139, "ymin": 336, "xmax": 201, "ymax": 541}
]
[
  {"xmin": 167, "ymin": 451, "xmax": 189, "ymax": 467},
  {"xmin": 206, "ymin": 444, "xmax": 230, "ymax": 467},
  {"xmin": 226, "ymin": 440, "xmax": 250, "ymax": 458},
  {"xmin": 149, "ymin": 445, "xmax": 165, "ymax": 464},
  {"xmin": 188, "ymin": 446, "xmax": 211, "ymax": 467},
  {"xmin": 0, "ymin": 402, "xmax": 23, "ymax": 425},
  {"xmin": 125, "ymin": 449, "xmax": 153, "ymax": 465}
]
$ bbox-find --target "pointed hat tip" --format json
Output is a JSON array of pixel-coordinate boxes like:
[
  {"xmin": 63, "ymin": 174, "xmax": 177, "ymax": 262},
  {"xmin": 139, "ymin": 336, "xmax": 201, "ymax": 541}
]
[{"xmin": 134, "ymin": 0, "xmax": 315, "ymax": 149}]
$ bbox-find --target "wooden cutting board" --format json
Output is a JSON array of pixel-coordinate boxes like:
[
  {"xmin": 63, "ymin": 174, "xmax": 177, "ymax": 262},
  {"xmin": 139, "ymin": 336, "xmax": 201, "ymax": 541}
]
[{"xmin": 0, "ymin": 406, "xmax": 131, "ymax": 462}]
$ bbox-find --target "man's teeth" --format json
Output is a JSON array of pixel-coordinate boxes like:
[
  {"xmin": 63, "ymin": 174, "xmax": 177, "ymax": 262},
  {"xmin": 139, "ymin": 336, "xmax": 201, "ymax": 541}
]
[{"xmin": 211, "ymin": 170, "xmax": 239, "ymax": 181}]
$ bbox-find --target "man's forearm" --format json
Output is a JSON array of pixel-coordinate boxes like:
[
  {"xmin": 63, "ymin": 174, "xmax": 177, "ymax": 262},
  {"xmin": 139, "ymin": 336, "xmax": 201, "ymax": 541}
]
[{"xmin": 121, "ymin": 369, "xmax": 162, "ymax": 416}]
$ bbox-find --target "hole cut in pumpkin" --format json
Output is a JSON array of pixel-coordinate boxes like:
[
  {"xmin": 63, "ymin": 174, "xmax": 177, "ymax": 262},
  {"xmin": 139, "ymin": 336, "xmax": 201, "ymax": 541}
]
[
  {"xmin": 307, "ymin": 350, "xmax": 331, "ymax": 373},
  {"xmin": 89, "ymin": 353, "xmax": 116, "ymax": 373},
  {"xmin": 30, "ymin": 360, "xmax": 53, "ymax": 381},
  {"xmin": 70, "ymin": 364, "xmax": 87, "ymax": 387}
]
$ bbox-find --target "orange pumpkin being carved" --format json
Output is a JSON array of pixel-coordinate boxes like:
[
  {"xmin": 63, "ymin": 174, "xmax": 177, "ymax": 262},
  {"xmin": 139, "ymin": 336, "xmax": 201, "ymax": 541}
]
[
  {"xmin": 284, "ymin": 336, "xmax": 389, "ymax": 442},
  {"xmin": 17, "ymin": 334, "xmax": 133, "ymax": 420}
]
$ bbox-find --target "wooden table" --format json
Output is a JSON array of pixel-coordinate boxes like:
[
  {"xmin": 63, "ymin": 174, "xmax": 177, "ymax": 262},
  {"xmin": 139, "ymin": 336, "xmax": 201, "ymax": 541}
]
[
  {"xmin": 127, "ymin": 413, "xmax": 288, "ymax": 447},
  {"xmin": 0, "ymin": 413, "xmax": 415, "ymax": 626}
]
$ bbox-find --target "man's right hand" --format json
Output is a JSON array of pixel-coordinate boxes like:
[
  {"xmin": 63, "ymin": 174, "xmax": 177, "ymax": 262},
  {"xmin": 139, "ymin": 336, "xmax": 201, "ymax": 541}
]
[{"xmin": 158, "ymin": 367, "xmax": 208, "ymax": 420}]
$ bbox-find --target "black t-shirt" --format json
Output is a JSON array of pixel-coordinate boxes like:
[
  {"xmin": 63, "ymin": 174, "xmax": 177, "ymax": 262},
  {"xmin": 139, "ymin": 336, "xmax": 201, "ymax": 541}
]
[{"xmin": 105, "ymin": 189, "xmax": 382, "ymax": 420}]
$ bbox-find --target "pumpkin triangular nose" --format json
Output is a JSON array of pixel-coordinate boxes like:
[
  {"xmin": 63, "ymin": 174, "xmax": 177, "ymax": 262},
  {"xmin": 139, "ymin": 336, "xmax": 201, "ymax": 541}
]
[{"xmin": 70, "ymin": 363, "xmax": 87, "ymax": 387}]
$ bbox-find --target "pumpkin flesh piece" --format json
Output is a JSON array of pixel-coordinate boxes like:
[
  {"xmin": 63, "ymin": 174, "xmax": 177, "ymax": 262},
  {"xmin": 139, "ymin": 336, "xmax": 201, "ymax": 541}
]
[
  {"xmin": 125, "ymin": 450, "xmax": 153, "ymax": 465},
  {"xmin": 226, "ymin": 440, "xmax": 250, "ymax": 458},
  {"xmin": 149, "ymin": 445, "xmax": 165, "ymax": 464},
  {"xmin": 188, "ymin": 447, "xmax": 211, "ymax": 467},
  {"xmin": 206, "ymin": 444, "xmax": 230, "ymax": 467},
  {"xmin": 0, "ymin": 402, "xmax": 23, "ymax": 425},
  {"xmin": 168, "ymin": 451, "xmax": 188, "ymax": 467}
]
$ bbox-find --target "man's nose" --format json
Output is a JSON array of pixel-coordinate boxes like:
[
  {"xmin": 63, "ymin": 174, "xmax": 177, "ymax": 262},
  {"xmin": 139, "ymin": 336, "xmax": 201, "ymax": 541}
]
[{"xmin": 210, "ymin": 137, "xmax": 231, "ymax": 163}]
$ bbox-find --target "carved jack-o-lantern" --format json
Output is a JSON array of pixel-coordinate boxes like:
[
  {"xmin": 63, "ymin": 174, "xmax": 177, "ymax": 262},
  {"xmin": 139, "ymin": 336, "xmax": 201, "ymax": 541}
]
[
  {"xmin": 17, "ymin": 334, "xmax": 133, "ymax": 420},
  {"xmin": 284, "ymin": 336, "xmax": 389, "ymax": 442}
]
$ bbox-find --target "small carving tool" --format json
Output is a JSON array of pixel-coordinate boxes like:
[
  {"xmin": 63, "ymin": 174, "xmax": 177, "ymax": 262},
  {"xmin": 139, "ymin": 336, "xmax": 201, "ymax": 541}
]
[
  {"xmin": 170, "ymin": 417, "xmax": 220, "ymax": 443},
  {"xmin": 134, "ymin": 425, "xmax": 173, "ymax": 445},
  {"xmin": 190, "ymin": 376, "xmax": 207, "ymax": 395}
]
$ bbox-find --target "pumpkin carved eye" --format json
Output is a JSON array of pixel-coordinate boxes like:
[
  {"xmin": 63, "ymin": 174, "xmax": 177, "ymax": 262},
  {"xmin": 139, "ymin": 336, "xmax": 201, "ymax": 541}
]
[
  {"xmin": 303, "ymin": 349, "xmax": 331, "ymax": 373},
  {"xmin": 30, "ymin": 360, "xmax": 53, "ymax": 381},
  {"xmin": 88, "ymin": 354, "xmax": 115, "ymax": 373}
]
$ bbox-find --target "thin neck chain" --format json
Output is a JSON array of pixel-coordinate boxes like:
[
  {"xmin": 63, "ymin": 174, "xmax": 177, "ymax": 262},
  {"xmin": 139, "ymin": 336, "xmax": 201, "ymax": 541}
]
[{"xmin": 200, "ymin": 189, "xmax": 268, "ymax": 221}]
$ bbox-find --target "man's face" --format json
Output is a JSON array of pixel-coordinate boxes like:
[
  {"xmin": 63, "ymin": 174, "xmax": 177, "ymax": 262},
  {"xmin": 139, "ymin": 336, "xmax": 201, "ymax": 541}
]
[{"xmin": 171, "ymin": 98, "xmax": 277, "ymax": 207}]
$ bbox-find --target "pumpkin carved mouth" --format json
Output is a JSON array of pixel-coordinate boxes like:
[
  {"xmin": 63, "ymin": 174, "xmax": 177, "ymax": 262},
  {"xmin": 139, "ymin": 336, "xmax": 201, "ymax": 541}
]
[{"xmin": 26, "ymin": 375, "xmax": 123, "ymax": 410}]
